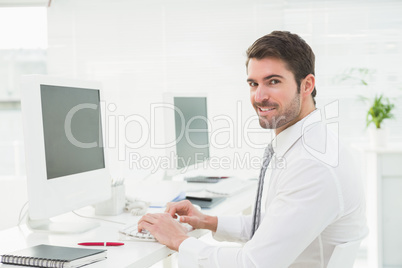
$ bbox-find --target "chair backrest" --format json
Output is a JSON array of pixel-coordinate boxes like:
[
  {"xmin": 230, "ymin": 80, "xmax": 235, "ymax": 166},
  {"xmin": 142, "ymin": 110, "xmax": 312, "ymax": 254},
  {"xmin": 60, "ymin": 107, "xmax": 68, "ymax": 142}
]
[{"xmin": 327, "ymin": 240, "xmax": 362, "ymax": 268}]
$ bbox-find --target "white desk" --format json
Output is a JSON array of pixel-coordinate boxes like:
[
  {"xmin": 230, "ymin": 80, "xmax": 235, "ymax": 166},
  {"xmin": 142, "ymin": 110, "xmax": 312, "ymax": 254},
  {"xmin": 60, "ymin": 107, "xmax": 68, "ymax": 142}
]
[{"xmin": 0, "ymin": 182, "xmax": 256, "ymax": 268}]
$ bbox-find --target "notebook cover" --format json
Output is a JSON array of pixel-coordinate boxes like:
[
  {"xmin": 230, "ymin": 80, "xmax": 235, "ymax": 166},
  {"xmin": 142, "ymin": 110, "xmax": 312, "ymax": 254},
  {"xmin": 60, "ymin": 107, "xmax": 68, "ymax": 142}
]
[{"xmin": 1, "ymin": 244, "xmax": 106, "ymax": 264}]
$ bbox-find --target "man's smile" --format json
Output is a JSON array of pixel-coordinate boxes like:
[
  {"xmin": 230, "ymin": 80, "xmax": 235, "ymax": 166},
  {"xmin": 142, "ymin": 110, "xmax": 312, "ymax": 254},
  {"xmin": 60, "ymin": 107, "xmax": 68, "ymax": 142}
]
[{"xmin": 257, "ymin": 106, "xmax": 276, "ymax": 115}]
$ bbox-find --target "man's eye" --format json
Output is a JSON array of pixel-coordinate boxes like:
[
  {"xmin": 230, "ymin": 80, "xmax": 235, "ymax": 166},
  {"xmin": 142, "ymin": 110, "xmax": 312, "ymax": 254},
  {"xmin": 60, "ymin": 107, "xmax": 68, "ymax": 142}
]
[
  {"xmin": 249, "ymin": 82, "xmax": 258, "ymax": 87},
  {"xmin": 270, "ymin": 79, "xmax": 280, "ymax": 85}
]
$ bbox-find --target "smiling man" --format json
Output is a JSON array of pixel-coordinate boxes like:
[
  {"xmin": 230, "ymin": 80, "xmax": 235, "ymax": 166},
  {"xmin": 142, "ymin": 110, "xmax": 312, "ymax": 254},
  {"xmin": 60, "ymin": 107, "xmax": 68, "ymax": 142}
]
[
  {"xmin": 248, "ymin": 57, "xmax": 314, "ymax": 134},
  {"xmin": 138, "ymin": 31, "xmax": 367, "ymax": 267}
]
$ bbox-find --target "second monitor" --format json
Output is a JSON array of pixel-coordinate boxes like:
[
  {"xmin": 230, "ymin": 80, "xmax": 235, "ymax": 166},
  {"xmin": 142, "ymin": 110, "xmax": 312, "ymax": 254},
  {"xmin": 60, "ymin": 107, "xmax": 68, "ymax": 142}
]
[{"xmin": 163, "ymin": 94, "xmax": 210, "ymax": 176}]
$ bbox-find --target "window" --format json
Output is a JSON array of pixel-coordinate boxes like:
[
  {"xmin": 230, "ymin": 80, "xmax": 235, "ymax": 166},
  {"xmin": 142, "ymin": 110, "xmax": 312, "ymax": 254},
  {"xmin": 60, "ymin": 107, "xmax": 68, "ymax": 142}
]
[{"xmin": 0, "ymin": 7, "xmax": 47, "ymax": 177}]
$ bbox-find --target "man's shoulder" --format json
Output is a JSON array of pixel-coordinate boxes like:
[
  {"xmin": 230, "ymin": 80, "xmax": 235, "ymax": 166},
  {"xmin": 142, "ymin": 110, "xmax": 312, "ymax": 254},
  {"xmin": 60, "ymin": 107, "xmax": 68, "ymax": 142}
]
[{"xmin": 292, "ymin": 121, "xmax": 343, "ymax": 168}]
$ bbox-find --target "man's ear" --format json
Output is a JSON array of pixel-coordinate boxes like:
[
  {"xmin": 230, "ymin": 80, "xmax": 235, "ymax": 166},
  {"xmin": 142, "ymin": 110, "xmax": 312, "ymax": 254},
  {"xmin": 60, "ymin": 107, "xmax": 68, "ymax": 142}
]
[{"xmin": 301, "ymin": 74, "xmax": 315, "ymax": 97}]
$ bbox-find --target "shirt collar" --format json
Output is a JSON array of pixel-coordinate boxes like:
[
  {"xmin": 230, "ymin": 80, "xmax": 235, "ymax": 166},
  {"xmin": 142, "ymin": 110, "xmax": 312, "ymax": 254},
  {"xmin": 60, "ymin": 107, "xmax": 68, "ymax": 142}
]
[{"xmin": 271, "ymin": 109, "xmax": 320, "ymax": 157}]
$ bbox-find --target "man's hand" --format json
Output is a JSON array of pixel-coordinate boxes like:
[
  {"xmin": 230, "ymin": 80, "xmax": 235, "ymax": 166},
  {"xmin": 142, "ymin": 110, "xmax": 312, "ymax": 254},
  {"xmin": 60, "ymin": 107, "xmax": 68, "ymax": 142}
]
[
  {"xmin": 137, "ymin": 212, "xmax": 189, "ymax": 251},
  {"xmin": 165, "ymin": 200, "xmax": 217, "ymax": 232}
]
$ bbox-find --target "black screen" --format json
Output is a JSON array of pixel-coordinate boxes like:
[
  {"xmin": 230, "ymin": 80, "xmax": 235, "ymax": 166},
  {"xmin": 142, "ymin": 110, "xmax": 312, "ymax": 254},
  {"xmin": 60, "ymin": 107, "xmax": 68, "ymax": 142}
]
[
  {"xmin": 174, "ymin": 97, "xmax": 210, "ymax": 169},
  {"xmin": 40, "ymin": 84, "xmax": 105, "ymax": 179}
]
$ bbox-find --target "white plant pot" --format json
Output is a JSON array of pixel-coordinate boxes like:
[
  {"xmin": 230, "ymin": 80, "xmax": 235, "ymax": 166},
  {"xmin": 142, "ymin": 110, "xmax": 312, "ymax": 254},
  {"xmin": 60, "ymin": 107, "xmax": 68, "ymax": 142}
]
[{"xmin": 369, "ymin": 128, "xmax": 388, "ymax": 148}]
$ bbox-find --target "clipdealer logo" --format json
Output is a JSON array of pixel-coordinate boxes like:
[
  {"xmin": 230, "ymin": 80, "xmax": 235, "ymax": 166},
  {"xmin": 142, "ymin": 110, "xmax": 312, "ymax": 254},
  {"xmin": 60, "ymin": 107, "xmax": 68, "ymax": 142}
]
[
  {"xmin": 301, "ymin": 100, "xmax": 339, "ymax": 167},
  {"xmin": 63, "ymin": 100, "xmax": 340, "ymax": 171}
]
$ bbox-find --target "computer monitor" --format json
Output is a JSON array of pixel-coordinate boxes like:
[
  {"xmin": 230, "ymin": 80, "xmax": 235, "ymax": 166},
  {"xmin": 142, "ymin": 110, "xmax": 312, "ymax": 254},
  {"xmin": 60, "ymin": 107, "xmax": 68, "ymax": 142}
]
[
  {"xmin": 21, "ymin": 75, "xmax": 111, "ymax": 233},
  {"xmin": 162, "ymin": 93, "xmax": 210, "ymax": 178}
]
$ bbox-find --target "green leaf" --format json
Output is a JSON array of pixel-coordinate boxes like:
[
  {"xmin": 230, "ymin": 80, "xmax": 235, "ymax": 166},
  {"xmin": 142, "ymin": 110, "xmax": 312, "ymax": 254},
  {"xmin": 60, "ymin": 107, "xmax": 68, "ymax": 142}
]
[{"xmin": 366, "ymin": 94, "xmax": 395, "ymax": 129}]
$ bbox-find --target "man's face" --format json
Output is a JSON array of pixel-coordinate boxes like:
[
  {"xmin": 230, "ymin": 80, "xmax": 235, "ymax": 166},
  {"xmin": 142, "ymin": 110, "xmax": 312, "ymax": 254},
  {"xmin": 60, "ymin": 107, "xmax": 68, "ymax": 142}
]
[{"xmin": 247, "ymin": 57, "xmax": 302, "ymax": 133}]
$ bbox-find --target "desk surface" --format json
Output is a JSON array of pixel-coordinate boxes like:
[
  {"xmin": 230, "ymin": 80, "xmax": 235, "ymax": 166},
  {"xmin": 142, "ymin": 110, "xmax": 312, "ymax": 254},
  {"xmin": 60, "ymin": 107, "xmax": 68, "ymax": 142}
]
[{"xmin": 0, "ymin": 182, "xmax": 256, "ymax": 268}]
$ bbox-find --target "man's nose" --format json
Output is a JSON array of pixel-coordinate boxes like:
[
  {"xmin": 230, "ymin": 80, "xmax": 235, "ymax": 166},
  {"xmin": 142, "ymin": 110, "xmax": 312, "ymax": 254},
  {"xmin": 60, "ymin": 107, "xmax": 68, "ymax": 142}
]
[{"xmin": 254, "ymin": 85, "xmax": 269, "ymax": 103}]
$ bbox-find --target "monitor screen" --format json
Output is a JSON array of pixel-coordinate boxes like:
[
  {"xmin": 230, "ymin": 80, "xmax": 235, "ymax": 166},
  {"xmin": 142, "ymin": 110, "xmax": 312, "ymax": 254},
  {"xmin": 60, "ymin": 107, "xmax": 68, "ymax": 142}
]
[
  {"xmin": 40, "ymin": 85, "xmax": 105, "ymax": 179},
  {"xmin": 173, "ymin": 97, "xmax": 210, "ymax": 169}
]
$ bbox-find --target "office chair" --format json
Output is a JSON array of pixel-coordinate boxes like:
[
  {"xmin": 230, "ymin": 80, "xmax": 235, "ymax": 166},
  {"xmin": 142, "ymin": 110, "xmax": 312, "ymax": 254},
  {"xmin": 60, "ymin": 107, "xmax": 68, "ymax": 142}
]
[{"xmin": 327, "ymin": 240, "xmax": 362, "ymax": 268}]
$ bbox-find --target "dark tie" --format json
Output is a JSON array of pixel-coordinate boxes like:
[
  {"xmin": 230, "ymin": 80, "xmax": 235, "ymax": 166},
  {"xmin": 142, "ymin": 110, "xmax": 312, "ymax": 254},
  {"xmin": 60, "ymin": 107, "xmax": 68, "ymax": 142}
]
[{"xmin": 251, "ymin": 143, "xmax": 274, "ymax": 237}]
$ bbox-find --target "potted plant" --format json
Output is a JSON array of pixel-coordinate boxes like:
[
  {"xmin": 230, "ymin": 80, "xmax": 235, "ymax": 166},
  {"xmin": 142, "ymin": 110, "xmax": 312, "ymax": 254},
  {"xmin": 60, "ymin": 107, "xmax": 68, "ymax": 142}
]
[
  {"xmin": 365, "ymin": 94, "xmax": 395, "ymax": 147},
  {"xmin": 336, "ymin": 68, "xmax": 395, "ymax": 146},
  {"xmin": 366, "ymin": 94, "xmax": 394, "ymax": 129}
]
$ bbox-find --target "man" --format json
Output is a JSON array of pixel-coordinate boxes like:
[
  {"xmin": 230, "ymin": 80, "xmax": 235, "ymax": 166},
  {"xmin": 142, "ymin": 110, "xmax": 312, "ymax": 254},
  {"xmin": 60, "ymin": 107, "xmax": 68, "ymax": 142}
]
[{"xmin": 138, "ymin": 31, "xmax": 367, "ymax": 267}]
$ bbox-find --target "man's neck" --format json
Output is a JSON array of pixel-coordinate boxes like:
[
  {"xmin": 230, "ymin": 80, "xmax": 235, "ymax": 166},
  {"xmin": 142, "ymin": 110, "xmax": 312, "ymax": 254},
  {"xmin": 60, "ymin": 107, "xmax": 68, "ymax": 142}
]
[{"xmin": 275, "ymin": 106, "xmax": 316, "ymax": 136}]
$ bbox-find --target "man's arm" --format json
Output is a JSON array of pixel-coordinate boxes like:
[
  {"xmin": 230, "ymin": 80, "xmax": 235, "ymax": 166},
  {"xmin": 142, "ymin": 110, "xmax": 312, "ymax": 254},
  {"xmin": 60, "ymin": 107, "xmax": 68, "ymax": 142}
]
[
  {"xmin": 140, "ymin": 161, "xmax": 342, "ymax": 267},
  {"xmin": 177, "ymin": 162, "xmax": 342, "ymax": 267},
  {"xmin": 165, "ymin": 200, "xmax": 218, "ymax": 232},
  {"xmin": 138, "ymin": 200, "xmax": 219, "ymax": 251},
  {"xmin": 166, "ymin": 200, "xmax": 252, "ymax": 243}
]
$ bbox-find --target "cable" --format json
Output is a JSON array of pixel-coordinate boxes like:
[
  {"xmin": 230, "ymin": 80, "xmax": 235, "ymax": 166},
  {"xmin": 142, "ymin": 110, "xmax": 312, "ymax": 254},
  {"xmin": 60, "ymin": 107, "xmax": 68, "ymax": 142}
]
[
  {"xmin": 125, "ymin": 198, "xmax": 150, "ymax": 216},
  {"xmin": 18, "ymin": 201, "xmax": 29, "ymax": 226},
  {"xmin": 71, "ymin": 211, "xmax": 126, "ymax": 225}
]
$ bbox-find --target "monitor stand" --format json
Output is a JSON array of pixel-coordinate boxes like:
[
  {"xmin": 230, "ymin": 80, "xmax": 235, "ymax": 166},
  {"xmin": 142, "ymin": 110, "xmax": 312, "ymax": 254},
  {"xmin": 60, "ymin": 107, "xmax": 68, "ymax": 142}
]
[{"xmin": 27, "ymin": 217, "xmax": 100, "ymax": 234}]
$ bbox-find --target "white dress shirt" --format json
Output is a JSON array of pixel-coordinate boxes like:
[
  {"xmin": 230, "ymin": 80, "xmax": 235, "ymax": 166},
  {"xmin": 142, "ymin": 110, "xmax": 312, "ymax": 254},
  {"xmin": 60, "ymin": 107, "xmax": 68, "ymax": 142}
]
[{"xmin": 178, "ymin": 109, "xmax": 368, "ymax": 268}]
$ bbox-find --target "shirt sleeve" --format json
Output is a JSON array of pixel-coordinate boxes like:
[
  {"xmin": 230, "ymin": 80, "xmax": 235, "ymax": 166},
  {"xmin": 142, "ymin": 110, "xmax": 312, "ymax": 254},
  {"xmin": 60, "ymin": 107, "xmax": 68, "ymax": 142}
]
[
  {"xmin": 212, "ymin": 214, "xmax": 253, "ymax": 243},
  {"xmin": 177, "ymin": 160, "xmax": 342, "ymax": 268},
  {"xmin": 178, "ymin": 237, "xmax": 253, "ymax": 268}
]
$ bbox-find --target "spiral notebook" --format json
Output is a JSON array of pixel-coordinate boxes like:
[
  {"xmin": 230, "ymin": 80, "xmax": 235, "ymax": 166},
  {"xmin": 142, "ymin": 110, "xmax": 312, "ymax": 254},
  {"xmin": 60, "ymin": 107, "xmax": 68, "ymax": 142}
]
[{"xmin": 0, "ymin": 244, "xmax": 107, "ymax": 268}]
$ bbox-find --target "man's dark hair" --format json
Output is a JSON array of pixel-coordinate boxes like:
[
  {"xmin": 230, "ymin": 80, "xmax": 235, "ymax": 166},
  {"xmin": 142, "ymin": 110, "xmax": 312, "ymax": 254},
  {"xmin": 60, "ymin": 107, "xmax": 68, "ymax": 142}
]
[{"xmin": 246, "ymin": 31, "xmax": 317, "ymax": 104}]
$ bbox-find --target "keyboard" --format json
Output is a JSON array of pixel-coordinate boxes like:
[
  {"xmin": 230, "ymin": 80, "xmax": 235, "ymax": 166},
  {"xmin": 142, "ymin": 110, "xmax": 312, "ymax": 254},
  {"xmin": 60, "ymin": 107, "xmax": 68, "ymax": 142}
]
[
  {"xmin": 119, "ymin": 221, "xmax": 193, "ymax": 242},
  {"xmin": 206, "ymin": 179, "xmax": 256, "ymax": 196},
  {"xmin": 119, "ymin": 224, "xmax": 157, "ymax": 241}
]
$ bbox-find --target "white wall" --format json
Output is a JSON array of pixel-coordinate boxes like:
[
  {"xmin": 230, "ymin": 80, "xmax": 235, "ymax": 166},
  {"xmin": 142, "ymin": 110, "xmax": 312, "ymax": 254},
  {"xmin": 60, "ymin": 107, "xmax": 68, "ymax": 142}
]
[
  {"xmin": 1, "ymin": 0, "xmax": 402, "ymax": 231},
  {"xmin": 0, "ymin": 178, "xmax": 27, "ymax": 230},
  {"xmin": 1, "ymin": 0, "xmax": 401, "ymax": 231},
  {"xmin": 45, "ymin": 0, "xmax": 402, "ymax": 180}
]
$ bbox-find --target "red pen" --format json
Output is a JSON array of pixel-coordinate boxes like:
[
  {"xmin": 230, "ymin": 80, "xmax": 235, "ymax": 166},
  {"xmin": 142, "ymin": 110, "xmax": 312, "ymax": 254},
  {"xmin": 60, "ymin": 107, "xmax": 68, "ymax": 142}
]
[{"xmin": 78, "ymin": 242, "xmax": 124, "ymax": 246}]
